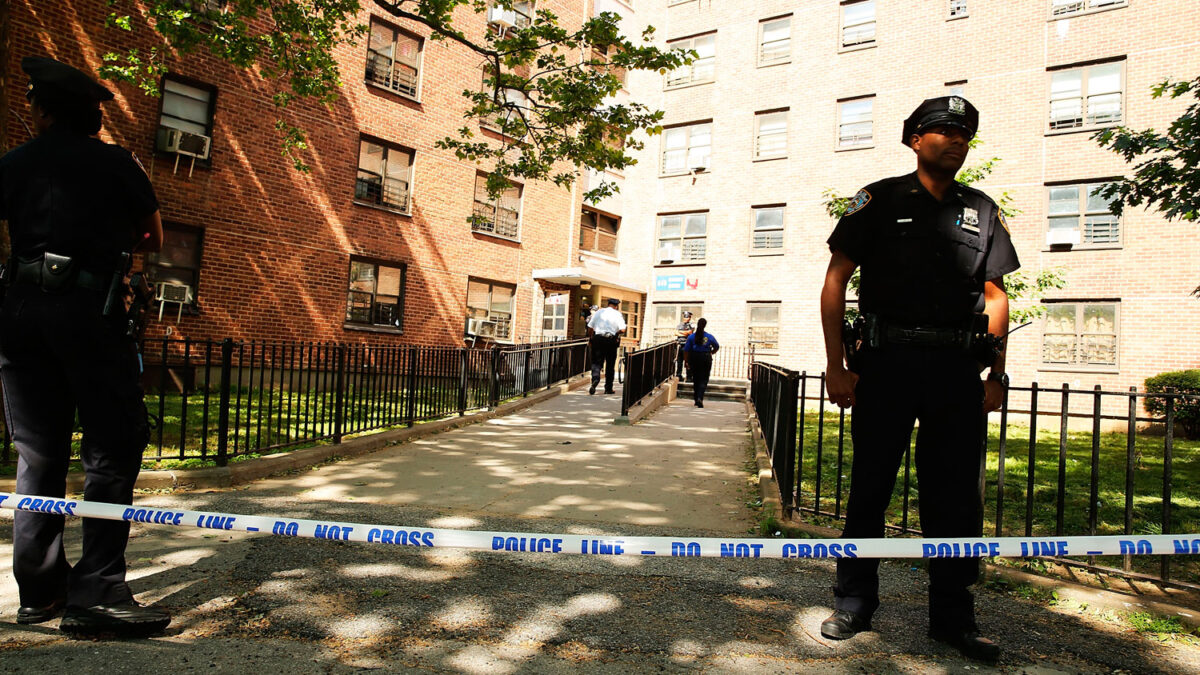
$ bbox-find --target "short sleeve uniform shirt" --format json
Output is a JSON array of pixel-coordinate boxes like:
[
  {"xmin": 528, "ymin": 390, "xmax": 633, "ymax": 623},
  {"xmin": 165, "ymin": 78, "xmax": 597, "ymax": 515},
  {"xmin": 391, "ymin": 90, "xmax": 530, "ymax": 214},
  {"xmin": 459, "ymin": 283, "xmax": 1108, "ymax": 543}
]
[{"xmin": 827, "ymin": 172, "xmax": 1019, "ymax": 327}]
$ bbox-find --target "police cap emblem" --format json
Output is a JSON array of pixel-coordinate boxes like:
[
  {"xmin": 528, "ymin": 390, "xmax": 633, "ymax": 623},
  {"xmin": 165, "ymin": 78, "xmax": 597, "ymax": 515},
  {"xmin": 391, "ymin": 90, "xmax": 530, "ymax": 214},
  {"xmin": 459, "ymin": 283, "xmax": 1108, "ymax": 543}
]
[{"xmin": 949, "ymin": 97, "xmax": 967, "ymax": 115}]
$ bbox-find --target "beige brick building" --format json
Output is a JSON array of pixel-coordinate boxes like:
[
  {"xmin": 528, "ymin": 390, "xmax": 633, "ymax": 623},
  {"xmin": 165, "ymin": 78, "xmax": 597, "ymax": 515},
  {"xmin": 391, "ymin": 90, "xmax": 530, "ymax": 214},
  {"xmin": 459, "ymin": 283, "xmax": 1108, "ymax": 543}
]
[{"xmin": 602, "ymin": 0, "xmax": 1200, "ymax": 391}]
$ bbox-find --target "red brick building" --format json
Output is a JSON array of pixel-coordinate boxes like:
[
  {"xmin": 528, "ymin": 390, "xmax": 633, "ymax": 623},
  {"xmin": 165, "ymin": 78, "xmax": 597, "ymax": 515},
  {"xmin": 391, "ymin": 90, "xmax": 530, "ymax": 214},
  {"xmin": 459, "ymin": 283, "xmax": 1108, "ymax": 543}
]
[{"xmin": 1, "ymin": 0, "xmax": 633, "ymax": 348}]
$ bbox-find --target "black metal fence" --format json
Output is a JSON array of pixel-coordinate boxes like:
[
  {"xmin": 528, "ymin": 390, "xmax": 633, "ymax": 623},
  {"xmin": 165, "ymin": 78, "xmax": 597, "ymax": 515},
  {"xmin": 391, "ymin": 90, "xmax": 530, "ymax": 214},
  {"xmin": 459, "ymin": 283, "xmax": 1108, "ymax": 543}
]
[
  {"xmin": 749, "ymin": 363, "xmax": 799, "ymax": 503},
  {"xmin": 621, "ymin": 341, "xmax": 678, "ymax": 417},
  {"xmin": 1, "ymin": 337, "xmax": 589, "ymax": 468},
  {"xmin": 749, "ymin": 365, "xmax": 1200, "ymax": 588}
]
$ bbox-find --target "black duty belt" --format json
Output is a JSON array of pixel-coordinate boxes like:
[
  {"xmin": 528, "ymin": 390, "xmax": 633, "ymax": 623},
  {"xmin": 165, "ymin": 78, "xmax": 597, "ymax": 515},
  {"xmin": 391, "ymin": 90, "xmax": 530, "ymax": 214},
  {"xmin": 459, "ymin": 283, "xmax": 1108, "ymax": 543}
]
[
  {"xmin": 863, "ymin": 314, "xmax": 973, "ymax": 350},
  {"xmin": 10, "ymin": 257, "xmax": 109, "ymax": 291}
]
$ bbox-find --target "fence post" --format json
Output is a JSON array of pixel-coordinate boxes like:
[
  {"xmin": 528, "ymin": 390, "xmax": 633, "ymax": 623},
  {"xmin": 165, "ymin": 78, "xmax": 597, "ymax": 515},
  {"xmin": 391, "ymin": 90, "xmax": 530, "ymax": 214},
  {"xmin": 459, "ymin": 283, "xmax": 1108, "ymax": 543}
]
[
  {"xmin": 490, "ymin": 346, "xmax": 501, "ymax": 409},
  {"xmin": 406, "ymin": 346, "xmax": 418, "ymax": 427},
  {"xmin": 458, "ymin": 348, "xmax": 468, "ymax": 415},
  {"xmin": 332, "ymin": 345, "xmax": 346, "ymax": 444},
  {"xmin": 522, "ymin": 348, "xmax": 532, "ymax": 397},
  {"xmin": 1162, "ymin": 390, "xmax": 1175, "ymax": 581},
  {"xmin": 215, "ymin": 338, "xmax": 234, "ymax": 467}
]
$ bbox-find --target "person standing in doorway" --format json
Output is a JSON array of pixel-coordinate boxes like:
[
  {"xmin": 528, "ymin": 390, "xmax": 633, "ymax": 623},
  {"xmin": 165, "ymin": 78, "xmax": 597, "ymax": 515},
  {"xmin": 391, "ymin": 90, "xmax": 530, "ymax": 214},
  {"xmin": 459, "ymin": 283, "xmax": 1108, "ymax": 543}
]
[
  {"xmin": 818, "ymin": 96, "xmax": 1018, "ymax": 663},
  {"xmin": 586, "ymin": 297, "xmax": 626, "ymax": 395},
  {"xmin": 681, "ymin": 317, "xmax": 719, "ymax": 407},
  {"xmin": 674, "ymin": 310, "xmax": 694, "ymax": 381},
  {"xmin": 0, "ymin": 56, "xmax": 169, "ymax": 636}
]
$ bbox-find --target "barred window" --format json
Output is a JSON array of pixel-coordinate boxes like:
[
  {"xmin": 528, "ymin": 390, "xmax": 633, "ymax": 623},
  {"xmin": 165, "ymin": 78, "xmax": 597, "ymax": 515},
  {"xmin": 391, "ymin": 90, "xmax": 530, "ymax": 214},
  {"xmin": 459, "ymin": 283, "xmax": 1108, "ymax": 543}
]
[
  {"xmin": 467, "ymin": 278, "xmax": 515, "ymax": 341},
  {"xmin": 1051, "ymin": 0, "xmax": 1126, "ymax": 18},
  {"xmin": 751, "ymin": 206, "xmax": 784, "ymax": 251},
  {"xmin": 1049, "ymin": 61, "xmax": 1123, "ymax": 131},
  {"xmin": 841, "ymin": 1, "xmax": 875, "ymax": 49},
  {"xmin": 666, "ymin": 33, "xmax": 716, "ymax": 88},
  {"xmin": 759, "ymin": 17, "xmax": 790, "ymax": 66},
  {"xmin": 653, "ymin": 304, "xmax": 703, "ymax": 343},
  {"xmin": 366, "ymin": 21, "xmax": 422, "ymax": 98},
  {"xmin": 472, "ymin": 174, "xmax": 522, "ymax": 240},
  {"xmin": 754, "ymin": 110, "xmax": 787, "ymax": 160},
  {"xmin": 1042, "ymin": 302, "xmax": 1118, "ymax": 368},
  {"xmin": 747, "ymin": 303, "xmax": 780, "ymax": 353},
  {"xmin": 355, "ymin": 139, "xmax": 413, "ymax": 212},
  {"xmin": 346, "ymin": 258, "xmax": 406, "ymax": 330},
  {"xmin": 1047, "ymin": 182, "xmax": 1120, "ymax": 247},
  {"xmin": 657, "ymin": 212, "xmax": 707, "ymax": 264},
  {"xmin": 838, "ymin": 97, "xmax": 873, "ymax": 149}
]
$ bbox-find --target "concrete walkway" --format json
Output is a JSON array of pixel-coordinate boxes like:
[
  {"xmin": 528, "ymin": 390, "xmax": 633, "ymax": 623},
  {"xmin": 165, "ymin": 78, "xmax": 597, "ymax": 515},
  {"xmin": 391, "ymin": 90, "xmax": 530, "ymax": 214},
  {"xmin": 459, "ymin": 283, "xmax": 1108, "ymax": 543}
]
[{"xmin": 250, "ymin": 382, "xmax": 756, "ymax": 533}]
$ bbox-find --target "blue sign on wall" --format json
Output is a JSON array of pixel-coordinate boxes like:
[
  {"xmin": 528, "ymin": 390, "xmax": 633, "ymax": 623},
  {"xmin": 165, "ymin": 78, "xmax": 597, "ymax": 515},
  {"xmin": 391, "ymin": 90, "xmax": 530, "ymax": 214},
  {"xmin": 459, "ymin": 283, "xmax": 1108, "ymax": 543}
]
[{"xmin": 655, "ymin": 275, "xmax": 686, "ymax": 291}]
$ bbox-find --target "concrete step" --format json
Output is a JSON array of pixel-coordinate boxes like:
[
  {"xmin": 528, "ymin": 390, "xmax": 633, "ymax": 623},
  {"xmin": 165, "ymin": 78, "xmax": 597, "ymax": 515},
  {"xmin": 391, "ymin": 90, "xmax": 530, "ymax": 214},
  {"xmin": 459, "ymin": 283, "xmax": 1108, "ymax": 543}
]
[{"xmin": 677, "ymin": 379, "xmax": 747, "ymax": 401}]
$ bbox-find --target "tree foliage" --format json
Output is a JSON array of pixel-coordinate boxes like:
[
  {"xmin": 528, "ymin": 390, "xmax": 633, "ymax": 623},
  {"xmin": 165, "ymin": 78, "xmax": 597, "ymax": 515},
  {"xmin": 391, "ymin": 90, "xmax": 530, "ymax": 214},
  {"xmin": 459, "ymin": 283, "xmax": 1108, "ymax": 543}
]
[
  {"xmin": 100, "ymin": 0, "xmax": 689, "ymax": 202},
  {"xmin": 1094, "ymin": 76, "xmax": 1200, "ymax": 223}
]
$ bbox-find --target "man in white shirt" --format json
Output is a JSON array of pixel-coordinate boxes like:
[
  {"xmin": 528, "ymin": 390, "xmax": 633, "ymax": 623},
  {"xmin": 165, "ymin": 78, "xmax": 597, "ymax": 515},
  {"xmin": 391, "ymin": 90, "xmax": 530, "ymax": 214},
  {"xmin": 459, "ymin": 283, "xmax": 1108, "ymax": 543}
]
[{"xmin": 586, "ymin": 297, "xmax": 627, "ymax": 395}]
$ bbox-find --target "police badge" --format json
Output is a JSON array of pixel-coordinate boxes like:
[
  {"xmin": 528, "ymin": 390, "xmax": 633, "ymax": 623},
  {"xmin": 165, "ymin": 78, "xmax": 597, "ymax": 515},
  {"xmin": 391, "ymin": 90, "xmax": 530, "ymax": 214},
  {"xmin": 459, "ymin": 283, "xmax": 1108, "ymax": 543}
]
[
  {"xmin": 949, "ymin": 97, "xmax": 966, "ymax": 115},
  {"xmin": 961, "ymin": 206, "xmax": 980, "ymax": 234}
]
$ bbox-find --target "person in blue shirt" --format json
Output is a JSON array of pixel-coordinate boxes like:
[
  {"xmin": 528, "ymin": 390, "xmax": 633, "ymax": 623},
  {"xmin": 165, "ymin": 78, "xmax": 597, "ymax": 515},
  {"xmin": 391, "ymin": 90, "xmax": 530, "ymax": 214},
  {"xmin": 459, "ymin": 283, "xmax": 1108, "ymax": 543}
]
[{"xmin": 681, "ymin": 318, "xmax": 719, "ymax": 407}]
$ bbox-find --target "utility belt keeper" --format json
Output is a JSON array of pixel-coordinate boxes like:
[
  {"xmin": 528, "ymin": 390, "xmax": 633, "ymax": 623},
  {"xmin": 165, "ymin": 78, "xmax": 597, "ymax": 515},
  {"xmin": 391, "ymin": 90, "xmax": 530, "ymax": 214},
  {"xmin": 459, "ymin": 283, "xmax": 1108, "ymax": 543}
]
[
  {"xmin": 1, "ymin": 252, "xmax": 152, "ymax": 335},
  {"xmin": 842, "ymin": 313, "xmax": 1003, "ymax": 370}
]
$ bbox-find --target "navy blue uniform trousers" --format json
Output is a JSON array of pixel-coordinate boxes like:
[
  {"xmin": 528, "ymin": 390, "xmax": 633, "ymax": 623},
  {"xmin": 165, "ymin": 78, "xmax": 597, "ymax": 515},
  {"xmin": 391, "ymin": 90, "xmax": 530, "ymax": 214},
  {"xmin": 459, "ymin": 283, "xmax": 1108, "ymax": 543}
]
[
  {"xmin": 835, "ymin": 346, "xmax": 984, "ymax": 629},
  {"xmin": 0, "ymin": 285, "xmax": 149, "ymax": 609},
  {"xmin": 590, "ymin": 334, "xmax": 618, "ymax": 391}
]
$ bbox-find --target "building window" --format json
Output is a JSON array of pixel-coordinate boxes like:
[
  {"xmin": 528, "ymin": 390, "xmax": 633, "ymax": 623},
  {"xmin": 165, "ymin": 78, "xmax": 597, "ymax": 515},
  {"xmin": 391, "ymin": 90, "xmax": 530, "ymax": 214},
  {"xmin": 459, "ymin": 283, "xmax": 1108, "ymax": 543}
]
[
  {"xmin": 346, "ymin": 258, "xmax": 406, "ymax": 329},
  {"xmin": 591, "ymin": 44, "xmax": 627, "ymax": 89},
  {"xmin": 949, "ymin": 0, "xmax": 968, "ymax": 18},
  {"xmin": 580, "ymin": 209, "xmax": 619, "ymax": 256},
  {"xmin": 471, "ymin": 174, "xmax": 522, "ymax": 239},
  {"xmin": 759, "ymin": 17, "xmax": 790, "ymax": 66},
  {"xmin": 1042, "ymin": 302, "xmax": 1118, "ymax": 368},
  {"xmin": 665, "ymin": 33, "xmax": 716, "ymax": 88},
  {"xmin": 481, "ymin": 79, "xmax": 531, "ymax": 137},
  {"xmin": 467, "ymin": 278, "xmax": 515, "ymax": 341},
  {"xmin": 356, "ymin": 138, "xmax": 413, "ymax": 212},
  {"xmin": 751, "ymin": 206, "xmax": 785, "ymax": 251},
  {"xmin": 661, "ymin": 121, "xmax": 712, "ymax": 175},
  {"xmin": 838, "ymin": 97, "xmax": 873, "ymax": 149},
  {"xmin": 144, "ymin": 223, "xmax": 203, "ymax": 310},
  {"xmin": 946, "ymin": 80, "xmax": 967, "ymax": 97},
  {"xmin": 653, "ymin": 304, "xmax": 703, "ymax": 343},
  {"xmin": 605, "ymin": 298, "xmax": 641, "ymax": 341},
  {"xmin": 366, "ymin": 20, "xmax": 422, "ymax": 98},
  {"xmin": 841, "ymin": 1, "xmax": 876, "ymax": 49},
  {"xmin": 657, "ymin": 212, "xmax": 707, "ymax": 264},
  {"xmin": 487, "ymin": 1, "xmax": 533, "ymax": 31},
  {"xmin": 747, "ymin": 303, "xmax": 780, "ymax": 353},
  {"xmin": 157, "ymin": 76, "xmax": 216, "ymax": 161},
  {"xmin": 1047, "ymin": 182, "xmax": 1120, "ymax": 248},
  {"xmin": 1049, "ymin": 60, "xmax": 1123, "ymax": 131},
  {"xmin": 754, "ymin": 110, "xmax": 787, "ymax": 160},
  {"xmin": 1051, "ymin": 0, "xmax": 1127, "ymax": 18}
]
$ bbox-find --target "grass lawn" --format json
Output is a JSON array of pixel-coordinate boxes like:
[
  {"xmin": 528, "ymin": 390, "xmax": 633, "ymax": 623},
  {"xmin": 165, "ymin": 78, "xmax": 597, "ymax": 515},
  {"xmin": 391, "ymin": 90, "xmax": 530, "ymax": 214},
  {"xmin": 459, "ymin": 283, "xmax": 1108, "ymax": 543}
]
[{"xmin": 792, "ymin": 407, "xmax": 1200, "ymax": 582}]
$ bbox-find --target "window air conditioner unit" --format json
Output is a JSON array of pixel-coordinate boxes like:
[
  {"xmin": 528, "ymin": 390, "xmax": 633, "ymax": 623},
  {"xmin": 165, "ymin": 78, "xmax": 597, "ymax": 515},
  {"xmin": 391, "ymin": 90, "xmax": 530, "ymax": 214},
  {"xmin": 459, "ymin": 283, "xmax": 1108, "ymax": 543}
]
[
  {"xmin": 1046, "ymin": 228, "xmax": 1081, "ymax": 249},
  {"xmin": 155, "ymin": 282, "xmax": 194, "ymax": 321},
  {"xmin": 488, "ymin": 7, "xmax": 518, "ymax": 28},
  {"xmin": 466, "ymin": 317, "xmax": 497, "ymax": 337},
  {"xmin": 157, "ymin": 126, "xmax": 212, "ymax": 160}
]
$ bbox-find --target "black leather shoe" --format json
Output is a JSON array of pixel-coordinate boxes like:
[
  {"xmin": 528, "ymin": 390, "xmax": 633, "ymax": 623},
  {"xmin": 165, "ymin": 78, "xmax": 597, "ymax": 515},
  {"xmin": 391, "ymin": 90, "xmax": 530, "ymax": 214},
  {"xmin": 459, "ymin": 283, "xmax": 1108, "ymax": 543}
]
[
  {"xmin": 604, "ymin": 389, "xmax": 614, "ymax": 394},
  {"xmin": 17, "ymin": 598, "xmax": 66, "ymax": 625},
  {"xmin": 929, "ymin": 626, "xmax": 1000, "ymax": 663},
  {"xmin": 589, "ymin": 384, "xmax": 597, "ymax": 395},
  {"xmin": 820, "ymin": 609, "xmax": 871, "ymax": 639},
  {"xmin": 60, "ymin": 601, "xmax": 171, "ymax": 637}
]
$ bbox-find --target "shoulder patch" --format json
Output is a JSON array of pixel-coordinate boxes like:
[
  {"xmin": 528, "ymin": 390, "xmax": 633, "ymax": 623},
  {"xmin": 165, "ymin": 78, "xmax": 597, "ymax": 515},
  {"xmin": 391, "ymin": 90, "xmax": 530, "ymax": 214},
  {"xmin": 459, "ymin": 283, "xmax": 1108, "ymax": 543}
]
[
  {"xmin": 844, "ymin": 189, "xmax": 871, "ymax": 217},
  {"xmin": 998, "ymin": 211, "xmax": 1011, "ymax": 235}
]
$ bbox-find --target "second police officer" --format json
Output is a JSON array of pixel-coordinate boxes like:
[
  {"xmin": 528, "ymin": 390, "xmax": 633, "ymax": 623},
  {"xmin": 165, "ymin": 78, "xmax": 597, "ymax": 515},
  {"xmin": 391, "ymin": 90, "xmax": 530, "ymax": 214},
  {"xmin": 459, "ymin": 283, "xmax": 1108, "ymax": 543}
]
[
  {"xmin": 818, "ymin": 96, "xmax": 1019, "ymax": 663},
  {"xmin": 0, "ymin": 56, "xmax": 169, "ymax": 636}
]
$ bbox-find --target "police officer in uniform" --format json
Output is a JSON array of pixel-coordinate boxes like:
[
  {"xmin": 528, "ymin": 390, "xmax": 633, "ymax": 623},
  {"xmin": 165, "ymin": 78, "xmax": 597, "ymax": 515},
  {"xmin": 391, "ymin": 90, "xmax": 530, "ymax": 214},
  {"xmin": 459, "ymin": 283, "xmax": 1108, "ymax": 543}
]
[
  {"xmin": 674, "ymin": 310, "xmax": 694, "ymax": 380},
  {"xmin": 0, "ymin": 56, "xmax": 169, "ymax": 636},
  {"xmin": 586, "ymin": 297, "xmax": 626, "ymax": 394},
  {"xmin": 818, "ymin": 96, "xmax": 1018, "ymax": 662}
]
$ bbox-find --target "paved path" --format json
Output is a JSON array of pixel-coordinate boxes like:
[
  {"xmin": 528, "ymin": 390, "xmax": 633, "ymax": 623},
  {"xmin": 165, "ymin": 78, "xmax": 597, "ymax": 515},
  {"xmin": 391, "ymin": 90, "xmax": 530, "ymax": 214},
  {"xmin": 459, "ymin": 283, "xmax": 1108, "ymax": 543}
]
[{"xmin": 2, "ymin": 383, "xmax": 1199, "ymax": 672}]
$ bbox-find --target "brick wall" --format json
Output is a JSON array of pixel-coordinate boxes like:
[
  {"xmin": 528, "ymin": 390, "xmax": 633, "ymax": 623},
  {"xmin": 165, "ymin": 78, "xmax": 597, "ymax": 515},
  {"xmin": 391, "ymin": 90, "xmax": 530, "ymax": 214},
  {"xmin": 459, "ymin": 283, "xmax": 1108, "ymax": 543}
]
[{"xmin": 2, "ymin": 0, "xmax": 588, "ymax": 348}]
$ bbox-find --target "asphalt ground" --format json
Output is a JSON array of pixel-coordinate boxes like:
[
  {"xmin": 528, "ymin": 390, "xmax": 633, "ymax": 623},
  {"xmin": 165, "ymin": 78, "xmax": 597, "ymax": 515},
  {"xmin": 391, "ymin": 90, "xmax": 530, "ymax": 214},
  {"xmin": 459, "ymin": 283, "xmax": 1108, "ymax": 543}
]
[{"xmin": 2, "ymin": 387, "xmax": 1199, "ymax": 672}]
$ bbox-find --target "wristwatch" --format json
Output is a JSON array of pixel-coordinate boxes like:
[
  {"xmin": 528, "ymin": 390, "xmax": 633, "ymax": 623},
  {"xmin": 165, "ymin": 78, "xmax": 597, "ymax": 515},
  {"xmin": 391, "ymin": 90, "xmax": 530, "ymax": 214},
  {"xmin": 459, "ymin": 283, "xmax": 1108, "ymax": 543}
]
[{"xmin": 987, "ymin": 372, "xmax": 1010, "ymax": 387}]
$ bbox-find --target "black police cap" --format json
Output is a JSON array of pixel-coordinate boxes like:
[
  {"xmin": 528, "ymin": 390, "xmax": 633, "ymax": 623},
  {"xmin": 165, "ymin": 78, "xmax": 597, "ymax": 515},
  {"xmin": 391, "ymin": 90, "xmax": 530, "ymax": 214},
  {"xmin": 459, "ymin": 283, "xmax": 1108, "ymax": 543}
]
[
  {"xmin": 21, "ymin": 56, "xmax": 113, "ymax": 104},
  {"xmin": 606, "ymin": 297, "xmax": 621, "ymax": 306},
  {"xmin": 901, "ymin": 95, "xmax": 978, "ymax": 146}
]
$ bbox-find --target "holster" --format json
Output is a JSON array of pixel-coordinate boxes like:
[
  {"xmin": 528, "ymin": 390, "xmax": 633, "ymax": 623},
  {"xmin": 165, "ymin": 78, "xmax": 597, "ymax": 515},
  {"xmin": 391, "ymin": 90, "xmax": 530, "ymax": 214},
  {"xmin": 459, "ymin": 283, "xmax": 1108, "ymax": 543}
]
[
  {"xmin": 841, "ymin": 316, "xmax": 864, "ymax": 372},
  {"xmin": 39, "ymin": 252, "xmax": 79, "ymax": 293}
]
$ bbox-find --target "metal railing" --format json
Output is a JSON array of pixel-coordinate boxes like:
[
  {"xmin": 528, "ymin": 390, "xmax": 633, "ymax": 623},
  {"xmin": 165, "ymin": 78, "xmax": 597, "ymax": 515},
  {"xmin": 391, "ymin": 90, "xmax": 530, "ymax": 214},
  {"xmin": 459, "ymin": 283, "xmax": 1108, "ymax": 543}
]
[
  {"xmin": 749, "ymin": 363, "xmax": 799, "ymax": 509},
  {"xmin": 1, "ymin": 337, "xmax": 589, "ymax": 468},
  {"xmin": 749, "ymin": 366, "xmax": 1200, "ymax": 588},
  {"xmin": 620, "ymin": 341, "xmax": 677, "ymax": 417}
]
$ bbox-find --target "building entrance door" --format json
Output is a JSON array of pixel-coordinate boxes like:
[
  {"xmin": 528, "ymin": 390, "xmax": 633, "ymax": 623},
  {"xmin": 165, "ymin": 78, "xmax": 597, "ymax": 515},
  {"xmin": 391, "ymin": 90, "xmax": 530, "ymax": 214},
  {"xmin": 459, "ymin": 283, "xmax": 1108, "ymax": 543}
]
[{"xmin": 542, "ymin": 292, "xmax": 568, "ymax": 340}]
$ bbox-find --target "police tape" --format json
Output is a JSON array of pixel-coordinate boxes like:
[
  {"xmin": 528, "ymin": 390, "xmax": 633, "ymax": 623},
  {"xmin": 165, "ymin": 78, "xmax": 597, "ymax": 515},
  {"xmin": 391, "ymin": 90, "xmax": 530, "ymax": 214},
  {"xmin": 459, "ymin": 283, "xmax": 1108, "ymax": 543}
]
[{"xmin": 2, "ymin": 492, "xmax": 1198, "ymax": 560}]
